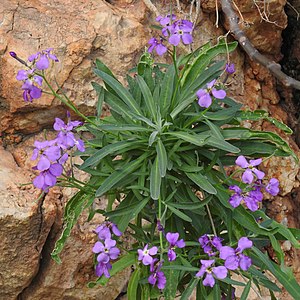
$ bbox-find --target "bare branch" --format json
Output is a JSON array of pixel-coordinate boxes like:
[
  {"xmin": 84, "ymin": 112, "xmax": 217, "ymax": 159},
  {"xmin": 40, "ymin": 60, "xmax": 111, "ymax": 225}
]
[
  {"xmin": 221, "ymin": 0, "xmax": 300, "ymax": 90},
  {"xmin": 143, "ymin": 0, "xmax": 160, "ymax": 16}
]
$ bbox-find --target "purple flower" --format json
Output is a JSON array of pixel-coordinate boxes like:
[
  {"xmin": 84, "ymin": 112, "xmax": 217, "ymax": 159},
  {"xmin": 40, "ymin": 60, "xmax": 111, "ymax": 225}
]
[
  {"xmin": 156, "ymin": 14, "xmax": 176, "ymax": 27},
  {"xmin": 53, "ymin": 117, "xmax": 85, "ymax": 152},
  {"xmin": 16, "ymin": 69, "xmax": 43, "ymax": 102},
  {"xmin": 196, "ymin": 259, "xmax": 228, "ymax": 287},
  {"xmin": 137, "ymin": 244, "xmax": 158, "ymax": 265},
  {"xmin": 93, "ymin": 239, "xmax": 120, "ymax": 263},
  {"xmin": 235, "ymin": 155, "xmax": 265, "ymax": 184},
  {"xmin": 196, "ymin": 79, "xmax": 226, "ymax": 108},
  {"xmin": 168, "ymin": 20, "xmax": 193, "ymax": 46},
  {"xmin": 166, "ymin": 232, "xmax": 185, "ymax": 261},
  {"xmin": 9, "ymin": 51, "xmax": 17, "ymax": 58},
  {"xmin": 95, "ymin": 221, "xmax": 122, "ymax": 240},
  {"xmin": 228, "ymin": 185, "xmax": 263, "ymax": 211},
  {"xmin": 148, "ymin": 259, "xmax": 166, "ymax": 290},
  {"xmin": 156, "ymin": 14, "xmax": 177, "ymax": 37},
  {"xmin": 265, "ymin": 178, "xmax": 279, "ymax": 196},
  {"xmin": 32, "ymin": 163, "xmax": 63, "ymax": 191},
  {"xmin": 28, "ymin": 48, "xmax": 59, "ymax": 70},
  {"xmin": 225, "ymin": 63, "xmax": 235, "ymax": 74},
  {"xmin": 219, "ymin": 237, "xmax": 252, "ymax": 271},
  {"xmin": 199, "ymin": 234, "xmax": 223, "ymax": 256},
  {"xmin": 95, "ymin": 261, "xmax": 112, "ymax": 278},
  {"xmin": 148, "ymin": 38, "xmax": 168, "ymax": 56}
]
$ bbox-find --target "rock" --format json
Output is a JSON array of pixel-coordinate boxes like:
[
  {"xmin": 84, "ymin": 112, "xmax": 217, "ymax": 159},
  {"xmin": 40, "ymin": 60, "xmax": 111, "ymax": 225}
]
[
  {"xmin": 0, "ymin": 147, "xmax": 55, "ymax": 299},
  {"xmin": 1, "ymin": 0, "xmax": 148, "ymax": 136}
]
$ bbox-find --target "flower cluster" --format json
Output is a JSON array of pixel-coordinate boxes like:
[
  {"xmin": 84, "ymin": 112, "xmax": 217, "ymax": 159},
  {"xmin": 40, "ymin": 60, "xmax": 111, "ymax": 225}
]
[
  {"xmin": 10, "ymin": 48, "xmax": 58, "ymax": 102},
  {"xmin": 93, "ymin": 221, "xmax": 122, "ymax": 278},
  {"xmin": 196, "ymin": 235, "xmax": 253, "ymax": 287},
  {"xmin": 137, "ymin": 231, "xmax": 185, "ymax": 290},
  {"xmin": 31, "ymin": 114, "xmax": 85, "ymax": 192},
  {"xmin": 148, "ymin": 14, "xmax": 193, "ymax": 56},
  {"xmin": 228, "ymin": 155, "xmax": 279, "ymax": 211}
]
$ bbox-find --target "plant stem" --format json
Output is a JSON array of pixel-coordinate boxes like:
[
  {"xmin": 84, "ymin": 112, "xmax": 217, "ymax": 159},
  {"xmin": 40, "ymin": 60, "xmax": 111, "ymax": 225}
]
[
  {"xmin": 158, "ymin": 197, "xmax": 164, "ymax": 260},
  {"xmin": 206, "ymin": 204, "xmax": 217, "ymax": 236},
  {"xmin": 41, "ymin": 74, "xmax": 97, "ymax": 126}
]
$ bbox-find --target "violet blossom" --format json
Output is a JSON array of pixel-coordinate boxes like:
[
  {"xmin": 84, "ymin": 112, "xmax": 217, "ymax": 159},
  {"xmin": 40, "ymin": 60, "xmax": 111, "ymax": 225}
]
[
  {"xmin": 168, "ymin": 20, "xmax": 193, "ymax": 46},
  {"xmin": 199, "ymin": 234, "xmax": 223, "ymax": 256},
  {"xmin": 28, "ymin": 48, "xmax": 59, "ymax": 70},
  {"xmin": 16, "ymin": 69, "xmax": 43, "ymax": 102},
  {"xmin": 148, "ymin": 259, "xmax": 166, "ymax": 290},
  {"xmin": 196, "ymin": 259, "xmax": 228, "ymax": 287},
  {"xmin": 137, "ymin": 244, "xmax": 158, "ymax": 265},
  {"xmin": 93, "ymin": 239, "xmax": 120, "ymax": 264},
  {"xmin": 265, "ymin": 178, "xmax": 279, "ymax": 196},
  {"xmin": 235, "ymin": 155, "xmax": 265, "ymax": 184},
  {"xmin": 95, "ymin": 221, "xmax": 122, "ymax": 240},
  {"xmin": 166, "ymin": 232, "xmax": 185, "ymax": 261},
  {"xmin": 228, "ymin": 185, "xmax": 263, "ymax": 211},
  {"xmin": 53, "ymin": 117, "xmax": 85, "ymax": 152},
  {"xmin": 95, "ymin": 261, "xmax": 112, "ymax": 278},
  {"xmin": 196, "ymin": 79, "xmax": 226, "ymax": 108},
  {"xmin": 157, "ymin": 14, "xmax": 177, "ymax": 37},
  {"xmin": 225, "ymin": 63, "xmax": 235, "ymax": 74},
  {"xmin": 148, "ymin": 37, "xmax": 168, "ymax": 56},
  {"xmin": 219, "ymin": 237, "xmax": 253, "ymax": 271},
  {"xmin": 31, "ymin": 114, "xmax": 85, "ymax": 192},
  {"xmin": 32, "ymin": 163, "xmax": 63, "ymax": 191}
]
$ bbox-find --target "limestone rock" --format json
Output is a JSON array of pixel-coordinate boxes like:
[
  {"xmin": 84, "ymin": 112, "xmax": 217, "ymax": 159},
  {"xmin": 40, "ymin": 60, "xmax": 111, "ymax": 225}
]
[
  {"xmin": 1, "ymin": 0, "xmax": 148, "ymax": 136},
  {"xmin": 0, "ymin": 147, "xmax": 56, "ymax": 299}
]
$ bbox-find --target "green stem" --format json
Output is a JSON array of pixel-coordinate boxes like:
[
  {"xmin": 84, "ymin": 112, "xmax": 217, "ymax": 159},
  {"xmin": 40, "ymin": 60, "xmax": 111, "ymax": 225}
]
[
  {"xmin": 206, "ymin": 204, "xmax": 217, "ymax": 236},
  {"xmin": 158, "ymin": 197, "xmax": 164, "ymax": 261},
  {"xmin": 41, "ymin": 74, "xmax": 97, "ymax": 126}
]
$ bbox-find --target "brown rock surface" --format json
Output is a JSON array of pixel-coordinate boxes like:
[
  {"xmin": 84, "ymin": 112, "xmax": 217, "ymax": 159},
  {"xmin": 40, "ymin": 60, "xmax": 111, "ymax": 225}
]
[{"xmin": 0, "ymin": 147, "xmax": 54, "ymax": 299}]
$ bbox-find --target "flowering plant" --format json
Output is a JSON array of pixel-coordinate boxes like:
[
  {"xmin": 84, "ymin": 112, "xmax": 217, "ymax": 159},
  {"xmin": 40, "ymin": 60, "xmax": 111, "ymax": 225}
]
[{"xmin": 11, "ymin": 13, "xmax": 300, "ymax": 300}]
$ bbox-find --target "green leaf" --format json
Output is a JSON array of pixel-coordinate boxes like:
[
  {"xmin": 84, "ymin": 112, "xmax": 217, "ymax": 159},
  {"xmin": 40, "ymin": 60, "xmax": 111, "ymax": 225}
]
[
  {"xmin": 223, "ymin": 128, "xmax": 298, "ymax": 162},
  {"xmin": 51, "ymin": 192, "xmax": 94, "ymax": 263},
  {"xmin": 162, "ymin": 265, "xmax": 199, "ymax": 272},
  {"xmin": 170, "ymin": 196, "xmax": 212, "ymax": 210},
  {"xmin": 87, "ymin": 253, "xmax": 136, "ymax": 287},
  {"xmin": 236, "ymin": 110, "xmax": 293, "ymax": 134},
  {"xmin": 136, "ymin": 75, "xmax": 157, "ymax": 121},
  {"xmin": 252, "ymin": 247, "xmax": 300, "ymax": 298},
  {"xmin": 98, "ymin": 124, "xmax": 151, "ymax": 132},
  {"xmin": 156, "ymin": 139, "xmax": 168, "ymax": 177},
  {"xmin": 163, "ymin": 261, "xmax": 180, "ymax": 300},
  {"xmin": 91, "ymin": 82, "xmax": 105, "ymax": 117},
  {"xmin": 160, "ymin": 64, "xmax": 175, "ymax": 116},
  {"xmin": 166, "ymin": 131, "xmax": 210, "ymax": 147},
  {"xmin": 186, "ymin": 172, "xmax": 217, "ymax": 194},
  {"xmin": 94, "ymin": 69, "xmax": 142, "ymax": 116},
  {"xmin": 105, "ymin": 196, "xmax": 149, "ymax": 218},
  {"xmin": 95, "ymin": 154, "xmax": 147, "ymax": 197},
  {"xmin": 206, "ymin": 136, "xmax": 240, "ymax": 153},
  {"xmin": 254, "ymin": 210, "xmax": 300, "ymax": 248},
  {"xmin": 240, "ymin": 280, "xmax": 251, "ymax": 300},
  {"xmin": 104, "ymin": 89, "xmax": 136, "ymax": 120},
  {"xmin": 165, "ymin": 204, "xmax": 193, "ymax": 222},
  {"xmin": 150, "ymin": 156, "xmax": 161, "ymax": 200},
  {"xmin": 127, "ymin": 268, "xmax": 140, "ymax": 300},
  {"xmin": 182, "ymin": 41, "xmax": 238, "ymax": 87},
  {"xmin": 180, "ymin": 277, "xmax": 199, "ymax": 300},
  {"xmin": 81, "ymin": 140, "xmax": 140, "ymax": 169},
  {"xmin": 171, "ymin": 61, "xmax": 224, "ymax": 119}
]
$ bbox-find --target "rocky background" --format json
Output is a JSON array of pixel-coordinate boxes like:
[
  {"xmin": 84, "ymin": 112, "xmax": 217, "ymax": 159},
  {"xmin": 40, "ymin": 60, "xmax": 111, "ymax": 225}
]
[{"xmin": 0, "ymin": 0, "xmax": 299, "ymax": 299}]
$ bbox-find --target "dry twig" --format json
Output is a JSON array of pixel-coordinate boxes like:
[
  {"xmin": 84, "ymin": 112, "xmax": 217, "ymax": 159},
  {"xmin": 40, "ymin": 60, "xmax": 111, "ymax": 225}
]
[
  {"xmin": 221, "ymin": 0, "xmax": 300, "ymax": 89},
  {"xmin": 143, "ymin": 0, "xmax": 160, "ymax": 16}
]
